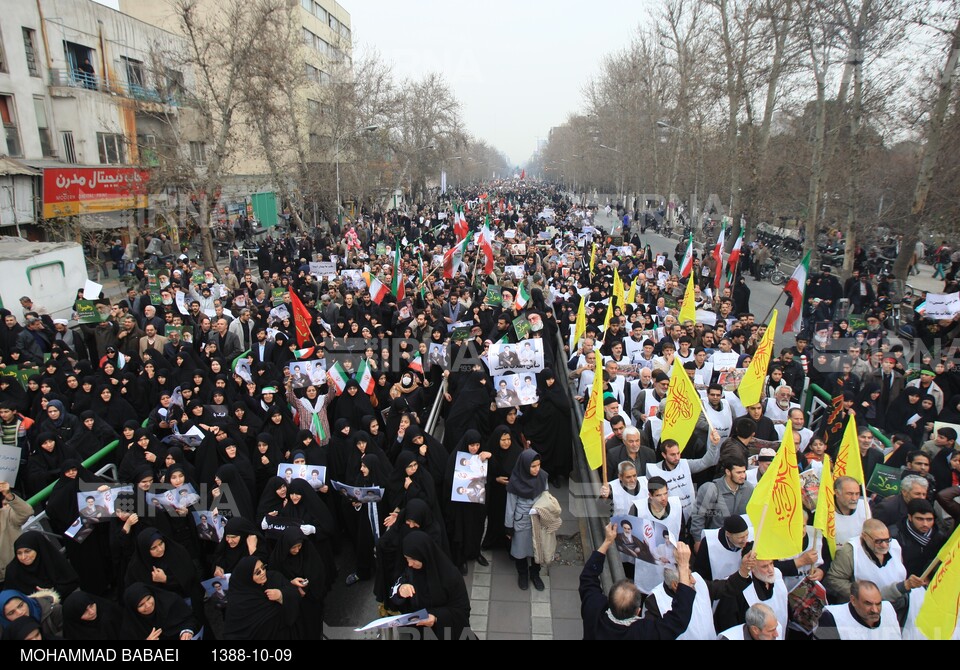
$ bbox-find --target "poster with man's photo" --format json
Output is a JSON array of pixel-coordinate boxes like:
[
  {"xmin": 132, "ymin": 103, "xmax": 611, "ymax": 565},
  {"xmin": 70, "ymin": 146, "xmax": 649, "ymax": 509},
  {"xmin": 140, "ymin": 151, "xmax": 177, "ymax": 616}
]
[
  {"xmin": 202, "ymin": 575, "xmax": 231, "ymax": 610},
  {"xmin": 277, "ymin": 463, "xmax": 327, "ymax": 491},
  {"xmin": 611, "ymin": 515, "xmax": 675, "ymax": 568},
  {"xmin": 331, "ymin": 480, "xmax": 384, "ymax": 503},
  {"xmin": 427, "ymin": 343, "xmax": 448, "ymax": 370},
  {"xmin": 450, "ymin": 452, "xmax": 488, "ymax": 504},
  {"xmin": 288, "ymin": 360, "xmax": 327, "ymax": 389},
  {"xmin": 192, "ymin": 510, "xmax": 227, "ymax": 543},
  {"xmin": 145, "ymin": 483, "xmax": 200, "ymax": 516},
  {"xmin": 493, "ymin": 374, "xmax": 539, "ymax": 408},
  {"xmin": 75, "ymin": 485, "xmax": 131, "ymax": 523},
  {"xmin": 485, "ymin": 339, "xmax": 545, "ymax": 375}
]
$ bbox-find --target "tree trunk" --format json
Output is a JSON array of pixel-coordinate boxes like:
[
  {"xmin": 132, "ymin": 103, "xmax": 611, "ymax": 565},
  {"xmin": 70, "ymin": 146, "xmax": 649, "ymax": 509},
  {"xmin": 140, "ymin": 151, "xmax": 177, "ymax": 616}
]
[
  {"xmin": 806, "ymin": 62, "xmax": 828, "ymax": 268},
  {"xmin": 893, "ymin": 15, "xmax": 960, "ymax": 280},
  {"xmin": 842, "ymin": 19, "xmax": 865, "ymax": 281}
]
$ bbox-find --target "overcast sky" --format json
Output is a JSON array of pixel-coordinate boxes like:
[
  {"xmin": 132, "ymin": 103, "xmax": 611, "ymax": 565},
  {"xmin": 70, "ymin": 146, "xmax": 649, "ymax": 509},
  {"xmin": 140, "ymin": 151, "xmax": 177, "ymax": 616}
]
[{"xmin": 95, "ymin": 0, "xmax": 652, "ymax": 165}]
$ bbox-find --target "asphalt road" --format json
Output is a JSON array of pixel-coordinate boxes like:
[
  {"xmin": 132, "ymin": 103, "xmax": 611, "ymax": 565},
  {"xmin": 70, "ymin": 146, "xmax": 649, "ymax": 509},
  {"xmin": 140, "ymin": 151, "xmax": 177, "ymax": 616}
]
[{"xmin": 592, "ymin": 210, "xmax": 796, "ymax": 351}]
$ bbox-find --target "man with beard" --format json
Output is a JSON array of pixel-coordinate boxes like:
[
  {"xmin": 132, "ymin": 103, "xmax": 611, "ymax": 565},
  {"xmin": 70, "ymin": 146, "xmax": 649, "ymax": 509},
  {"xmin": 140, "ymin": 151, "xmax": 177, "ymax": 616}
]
[{"xmin": 713, "ymin": 553, "xmax": 788, "ymax": 637}]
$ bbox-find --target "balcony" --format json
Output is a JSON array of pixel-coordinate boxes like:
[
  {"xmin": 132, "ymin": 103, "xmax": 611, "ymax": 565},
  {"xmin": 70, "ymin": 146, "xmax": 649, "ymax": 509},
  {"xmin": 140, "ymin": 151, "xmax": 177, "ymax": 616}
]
[{"xmin": 48, "ymin": 68, "xmax": 183, "ymax": 108}]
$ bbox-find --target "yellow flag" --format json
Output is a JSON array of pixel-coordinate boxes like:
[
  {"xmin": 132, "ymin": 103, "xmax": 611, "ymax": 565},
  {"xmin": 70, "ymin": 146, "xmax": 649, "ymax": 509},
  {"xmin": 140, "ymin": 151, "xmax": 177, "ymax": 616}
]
[
  {"xmin": 747, "ymin": 421, "xmax": 805, "ymax": 560},
  {"xmin": 579, "ymin": 346, "xmax": 605, "ymax": 471},
  {"xmin": 602, "ymin": 297, "xmax": 613, "ymax": 334},
  {"xmin": 613, "ymin": 270, "xmax": 625, "ymax": 308},
  {"xmin": 833, "ymin": 418, "xmax": 865, "ymax": 485},
  {"xmin": 917, "ymin": 525, "xmax": 960, "ymax": 640},
  {"xmin": 626, "ymin": 277, "xmax": 638, "ymax": 305},
  {"xmin": 737, "ymin": 309, "xmax": 778, "ymax": 408},
  {"xmin": 590, "ymin": 243, "xmax": 598, "ymax": 276},
  {"xmin": 573, "ymin": 295, "xmax": 587, "ymax": 350},
  {"xmin": 813, "ymin": 454, "xmax": 837, "ymax": 559},
  {"xmin": 678, "ymin": 272, "xmax": 697, "ymax": 325},
  {"xmin": 660, "ymin": 358, "xmax": 702, "ymax": 453}
]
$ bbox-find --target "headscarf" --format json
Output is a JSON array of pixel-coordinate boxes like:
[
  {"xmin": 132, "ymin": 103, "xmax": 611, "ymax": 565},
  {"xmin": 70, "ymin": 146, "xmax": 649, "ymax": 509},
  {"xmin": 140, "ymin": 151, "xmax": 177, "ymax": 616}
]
[
  {"xmin": 62, "ymin": 591, "xmax": 122, "ymax": 641},
  {"xmin": 506, "ymin": 449, "xmax": 548, "ymax": 499},
  {"xmin": 4, "ymin": 531, "xmax": 79, "ymax": 597},
  {"xmin": 268, "ymin": 526, "xmax": 327, "ymax": 602},
  {"xmin": 213, "ymin": 517, "xmax": 262, "ymax": 574},
  {"xmin": 222, "ymin": 556, "xmax": 299, "ymax": 640},
  {"xmin": 3, "ymin": 616, "xmax": 42, "ymax": 640},
  {"xmin": 120, "ymin": 583, "xmax": 195, "ymax": 641},
  {"xmin": 0, "ymin": 590, "xmax": 42, "ymax": 631}
]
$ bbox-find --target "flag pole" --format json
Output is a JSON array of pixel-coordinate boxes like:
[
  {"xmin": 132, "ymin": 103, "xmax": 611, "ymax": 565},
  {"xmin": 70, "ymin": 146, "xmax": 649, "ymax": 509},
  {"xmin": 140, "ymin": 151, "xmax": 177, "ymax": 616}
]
[
  {"xmin": 761, "ymin": 291, "xmax": 785, "ymax": 326},
  {"xmin": 862, "ymin": 484, "xmax": 872, "ymax": 519},
  {"xmin": 920, "ymin": 558, "xmax": 941, "ymax": 582}
]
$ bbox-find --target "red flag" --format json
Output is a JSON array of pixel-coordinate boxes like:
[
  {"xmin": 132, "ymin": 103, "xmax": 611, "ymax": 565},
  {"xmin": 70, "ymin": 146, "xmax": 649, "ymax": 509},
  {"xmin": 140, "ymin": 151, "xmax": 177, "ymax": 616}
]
[
  {"xmin": 289, "ymin": 289, "xmax": 314, "ymax": 348},
  {"xmin": 713, "ymin": 226, "xmax": 726, "ymax": 291}
]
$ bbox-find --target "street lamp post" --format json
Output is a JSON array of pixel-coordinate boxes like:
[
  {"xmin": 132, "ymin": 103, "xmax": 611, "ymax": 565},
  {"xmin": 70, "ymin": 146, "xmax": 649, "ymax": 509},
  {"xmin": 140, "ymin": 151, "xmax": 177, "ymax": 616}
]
[{"xmin": 335, "ymin": 125, "xmax": 379, "ymax": 227}]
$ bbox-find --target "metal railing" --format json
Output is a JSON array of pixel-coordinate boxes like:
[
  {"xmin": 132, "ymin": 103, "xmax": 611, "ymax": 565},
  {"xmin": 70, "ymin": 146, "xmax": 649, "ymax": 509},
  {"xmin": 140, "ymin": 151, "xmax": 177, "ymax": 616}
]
[
  {"xmin": 556, "ymin": 331, "xmax": 624, "ymax": 588},
  {"xmin": 21, "ymin": 462, "xmax": 120, "ymax": 545},
  {"xmin": 25, "ymin": 440, "xmax": 120, "ymax": 508},
  {"xmin": 48, "ymin": 68, "xmax": 183, "ymax": 107},
  {"xmin": 424, "ymin": 378, "xmax": 448, "ymax": 439}
]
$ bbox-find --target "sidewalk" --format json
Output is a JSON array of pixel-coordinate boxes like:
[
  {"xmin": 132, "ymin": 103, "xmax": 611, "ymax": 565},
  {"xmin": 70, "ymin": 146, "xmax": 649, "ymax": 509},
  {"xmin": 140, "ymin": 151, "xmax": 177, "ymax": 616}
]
[{"xmin": 466, "ymin": 483, "xmax": 586, "ymax": 640}]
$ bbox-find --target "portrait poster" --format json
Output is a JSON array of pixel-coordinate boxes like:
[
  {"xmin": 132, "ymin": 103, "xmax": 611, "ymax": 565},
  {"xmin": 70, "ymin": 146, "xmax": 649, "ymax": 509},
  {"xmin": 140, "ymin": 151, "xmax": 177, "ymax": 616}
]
[
  {"xmin": 277, "ymin": 463, "xmax": 327, "ymax": 491},
  {"xmin": 331, "ymin": 480, "xmax": 384, "ymax": 503},
  {"xmin": 485, "ymin": 339, "xmax": 545, "ymax": 375},
  {"xmin": 450, "ymin": 452, "xmax": 488, "ymax": 505},
  {"xmin": 192, "ymin": 510, "xmax": 227, "ymax": 543}
]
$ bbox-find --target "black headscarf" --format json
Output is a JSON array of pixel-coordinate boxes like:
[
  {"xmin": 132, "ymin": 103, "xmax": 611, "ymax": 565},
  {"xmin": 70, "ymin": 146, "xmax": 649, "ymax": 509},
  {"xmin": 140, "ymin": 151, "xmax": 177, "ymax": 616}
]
[
  {"xmin": 3, "ymin": 616, "xmax": 43, "ymax": 641},
  {"xmin": 387, "ymin": 450, "xmax": 438, "ymax": 513},
  {"xmin": 4, "ymin": 531, "xmax": 79, "ymax": 597},
  {"xmin": 223, "ymin": 556, "xmax": 300, "ymax": 640},
  {"xmin": 62, "ymin": 590, "xmax": 122, "ymax": 640},
  {"xmin": 506, "ymin": 449, "xmax": 548, "ymax": 499},
  {"xmin": 487, "ymin": 425, "xmax": 522, "ymax": 484},
  {"xmin": 393, "ymin": 530, "xmax": 470, "ymax": 639},
  {"xmin": 255, "ymin": 476, "xmax": 288, "ymax": 521},
  {"xmin": 213, "ymin": 463, "xmax": 255, "ymax": 521},
  {"xmin": 123, "ymin": 527, "xmax": 198, "ymax": 599},
  {"xmin": 268, "ymin": 526, "xmax": 327, "ymax": 603},
  {"xmin": 120, "ymin": 583, "xmax": 196, "ymax": 641},
  {"xmin": 213, "ymin": 517, "xmax": 263, "ymax": 574}
]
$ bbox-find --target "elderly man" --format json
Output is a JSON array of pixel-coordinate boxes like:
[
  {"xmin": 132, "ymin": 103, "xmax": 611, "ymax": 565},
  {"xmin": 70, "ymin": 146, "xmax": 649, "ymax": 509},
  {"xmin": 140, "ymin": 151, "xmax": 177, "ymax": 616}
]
[
  {"xmin": 776, "ymin": 408, "xmax": 813, "ymax": 452},
  {"xmin": 632, "ymin": 371, "xmax": 670, "ymax": 426},
  {"xmin": 871, "ymin": 474, "xmax": 929, "ymax": 527},
  {"xmin": 600, "ymin": 461, "xmax": 648, "ymax": 518},
  {"xmin": 580, "ymin": 523, "xmax": 696, "ymax": 640},
  {"xmin": 825, "ymin": 518, "xmax": 926, "ymax": 606},
  {"xmin": 718, "ymin": 603, "xmax": 780, "ymax": 640},
  {"xmin": 714, "ymin": 552, "xmax": 789, "ymax": 638},
  {"xmin": 834, "ymin": 476, "xmax": 868, "ymax": 545},
  {"xmin": 694, "ymin": 514, "xmax": 751, "ymax": 581},
  {"xmin": 815, "ymin": 580, "xmax": 902, "ymax": 640},
  {"xmin": 606, "ymin": 426, "xmax": 657, "ymax": 481},
  {"xmin": 764, "ymin": 386, "xmax": 800, "ymax": 425}
]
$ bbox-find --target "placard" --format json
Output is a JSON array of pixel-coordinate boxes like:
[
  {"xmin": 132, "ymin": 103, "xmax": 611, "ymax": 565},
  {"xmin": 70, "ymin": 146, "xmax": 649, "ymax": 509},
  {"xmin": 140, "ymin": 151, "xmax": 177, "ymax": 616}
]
[
  {"xmin": 75, "ymin": 300, "xmax": 110, "ymax": 324},
  {"xmin": 0, "ymin": 445, "xmax": 21, "ymax": 485},
  {"xmin": 921, "ymin": 292, "xmax": 960, "ymax": 320},
  {"xmin": 288, "ymin": 360, "xmax": 326, "ymax": 389},
  {"xmin": 450, "ymin": 452, "xmax": 488, "ymax": 505},
  {"xmin": 192, "ymin": 510, "xmax": 227, "ymax": 542},
  {"xmin": 331, "ymin": 480, "xmax": 384, "ymax": 503},
  {"xmin": 486, "ymin": 286, "xmax": 503, "ymax": 306},
  {"xmin": 512, "ymin": 314, "xmax": 531, "ymax": 339},
  {"xmin": 493, "ymin": 374, "xmax": 539, "ymax": 408},
  {"xmin": 504, "ymin": 265, "xmax": 524, "ymax": 279},
  {"xmin": 711, "ymin": 351, "xmax": 741, "ymax": 371},
  {"xmin": 271, "ymin": 288, "xmax": 286, "ymax": 306},
  {"xmin": 485, "ymin": 338, "xmax": 545, "ymax": 375},
  {"xmin": 866, "ymin": 464, "xmax": 903, "ymax": 498},
  {"xmin": 311, "ymin": 261, "xmax": 336, "ymax": 278},
  {"xmin": 277, "ymin": 463, "xmax": 327, "ymax": 491}
]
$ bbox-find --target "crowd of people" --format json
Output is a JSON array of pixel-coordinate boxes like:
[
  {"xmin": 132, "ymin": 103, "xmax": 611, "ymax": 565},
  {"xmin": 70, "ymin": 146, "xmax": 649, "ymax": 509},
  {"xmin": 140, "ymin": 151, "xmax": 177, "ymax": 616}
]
[{"xmin": 0, "ymin": 179, "xmax": 957, "ymax": 641}]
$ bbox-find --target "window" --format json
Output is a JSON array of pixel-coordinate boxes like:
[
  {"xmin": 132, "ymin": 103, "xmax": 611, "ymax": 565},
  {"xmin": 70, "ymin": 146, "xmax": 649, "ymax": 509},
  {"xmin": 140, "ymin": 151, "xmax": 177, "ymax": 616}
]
[
  {"xmin": 303, "ymin": 28, "xmax": 315, "ymax": 48},
  {"xmin": 300, "ymin": 0, "xmax": 311, "ymax": 11},
  {"xmin": 33, "ymin": 97, "xmax": 54, "ymax": 157},
  {"xmin": 22, "ymin": 28, "xmax": 39, "ymax": 77},
  {"xmin": 312, "ymin": 2, "xmax": 328, "ymax": 24},
  {"xmin": 0, "ymin": 96, "xmax": 22, "ymax": 157},
  {"xmin": 319, "ymin": 70, "xmax": 332, "ymax": 86},
  {"xmin": 137, "ymin": 134, "xmax": 158, "ymax": 167},
  {"xmin": 97, "ymin": 132, "xmax": 126, "ymax": 165},
  {"xmin": 61, "ymin": 131, "xmax": 76, "ymax": 164},
  {"xmin": 309, "ymin": 133, "xmax": 321, "ymax": 152},
  {"xmin": 163, "ymin": 67, "xmax": 185, "ymax": 103},
  {"xmin": 0, "ymin": 29, "xmax": 7, "ymax": 73},
  {"xmin": 307, "ymin": 99, "xmax": 320, "ymax": 116},
  {"xmin": 190, "ymin": 141, "xmax": 207, "ymax": 168},
  {"xmin": 121, "ymin": 56, "xmax": 145, "ymax": 95}
]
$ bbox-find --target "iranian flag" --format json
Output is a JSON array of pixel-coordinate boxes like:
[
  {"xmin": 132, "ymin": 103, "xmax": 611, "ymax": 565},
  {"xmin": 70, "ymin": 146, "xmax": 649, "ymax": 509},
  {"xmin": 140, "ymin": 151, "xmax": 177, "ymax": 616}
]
[
  {"xmin": 478, "ymin": 217, "xmax": 495, "ymax": 276},
  {"xmin": 355, "ymin": 360, "xmax": 376, "ymax": 395},
  {"xmin": 514, "ymin": 282, "xmax": 531, "ymax": 311},
  {"xmin": 443, "ymin": 232, "xmax": 472, "ymax": 279},
  {"xmin": 364, "ymin": 273, "xmax": 390, "ymax": 304},
  {"xmin": 390, "ymin": 247, "xmax": 405, "ymax": 301},
  {"xmin": 713, "ymin": 226, "xmax": 726, "ymax": 291},
  {"xmin": 408, "ymin": 351, "xmax": 424, "ymax": 374},
  {"xmin": 727, "ymin": 228, "xmax": 744, "ymax": 283},
  {"xmin": 327, "ymin": 361, "xmax": 350, "ymax": 395},
  {"xmin": 679, "ymin": 234, "xmax": 695, "ymax": 278},
  {"xmin": 293, "ymin": 347, "xmax": 315, "ymax": 360},
  {"xmin": 783, "ymin": 251, "xmax": 812, "ymax": 335},
  {"xmin": 454, "ymin": 206, "xmax": 469, "ymax": 242}
]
